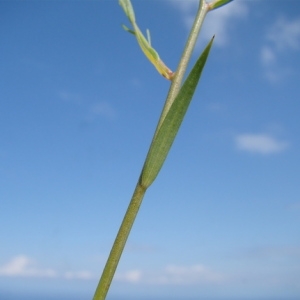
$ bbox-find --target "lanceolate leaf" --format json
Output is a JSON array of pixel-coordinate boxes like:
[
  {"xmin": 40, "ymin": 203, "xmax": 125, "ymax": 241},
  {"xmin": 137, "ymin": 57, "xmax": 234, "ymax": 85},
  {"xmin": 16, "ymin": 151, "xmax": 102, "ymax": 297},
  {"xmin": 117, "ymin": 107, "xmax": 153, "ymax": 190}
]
[
  {"xmin": 208, "ymin": 0, "xmax": 233, "ymax": 11},
  {"xmin": 140, "ymin": 37, "xmax": 215, "ymax": 188}
]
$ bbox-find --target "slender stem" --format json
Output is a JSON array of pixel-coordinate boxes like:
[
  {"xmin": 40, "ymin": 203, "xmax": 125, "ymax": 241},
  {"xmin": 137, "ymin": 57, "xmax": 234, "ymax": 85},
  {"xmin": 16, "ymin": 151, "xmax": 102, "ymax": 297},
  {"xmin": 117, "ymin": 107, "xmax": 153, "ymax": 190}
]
[
  {"xmin": 93, "ymin": 183, "xmax": 146, "ymax": 300},
  {"xmin": 156, "ymin": 0, "xmax": 209, "ymax": 131},
  {"xmin": 93, "ymin": 1, "xmax": 210, "ymax": 300}
]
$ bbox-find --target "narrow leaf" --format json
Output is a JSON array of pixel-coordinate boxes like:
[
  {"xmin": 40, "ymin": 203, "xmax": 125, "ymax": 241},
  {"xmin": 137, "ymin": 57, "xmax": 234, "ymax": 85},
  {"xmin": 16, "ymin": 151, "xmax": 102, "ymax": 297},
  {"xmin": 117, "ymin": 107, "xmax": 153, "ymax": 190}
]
[
  {"xmin": 209, "ymin": 0, "xmax": 233, "ymax": 10},
  {"xmin": 119, "ymin": 0, "xmax": 174, "ymax": 80},
  {"xmin": 140, "ymin": 37, "xmax": 215, "ymax": 188}
]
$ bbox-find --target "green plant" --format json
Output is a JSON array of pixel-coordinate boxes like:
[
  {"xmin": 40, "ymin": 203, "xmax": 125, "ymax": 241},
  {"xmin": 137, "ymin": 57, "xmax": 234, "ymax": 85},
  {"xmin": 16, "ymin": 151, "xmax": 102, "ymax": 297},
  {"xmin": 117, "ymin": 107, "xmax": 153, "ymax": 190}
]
[{"xmin": 93, "ymin": 1, "xmax": 233, "ymax": 299}]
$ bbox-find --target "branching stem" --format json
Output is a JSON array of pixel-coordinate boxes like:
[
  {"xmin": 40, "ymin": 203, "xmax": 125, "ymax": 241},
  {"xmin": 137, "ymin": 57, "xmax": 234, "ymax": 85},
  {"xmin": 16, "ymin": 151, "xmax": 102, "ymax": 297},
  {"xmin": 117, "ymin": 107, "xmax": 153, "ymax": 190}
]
[
  {"xmin": 93, "ymin": 1, "xmax": 211, "ymax": 300},
  {"xmin": 156, "ymin": 0, "xmax": 209, "ymax": 131}
]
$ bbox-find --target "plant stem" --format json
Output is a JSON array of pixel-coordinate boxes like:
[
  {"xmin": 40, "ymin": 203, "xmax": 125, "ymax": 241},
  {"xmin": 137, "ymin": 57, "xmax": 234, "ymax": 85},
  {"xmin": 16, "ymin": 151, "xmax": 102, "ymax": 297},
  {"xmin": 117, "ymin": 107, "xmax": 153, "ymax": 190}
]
[
  {"xmin": 93, "ymin": 1, "xmax": 209, "ymax": 300},
  {"xmin": 156, "ymin": 0, "xmax": 209, "ymax": 131},
  {"xmin": 93, "ymin": 183, "xmax": 146, "ymax": 300}
]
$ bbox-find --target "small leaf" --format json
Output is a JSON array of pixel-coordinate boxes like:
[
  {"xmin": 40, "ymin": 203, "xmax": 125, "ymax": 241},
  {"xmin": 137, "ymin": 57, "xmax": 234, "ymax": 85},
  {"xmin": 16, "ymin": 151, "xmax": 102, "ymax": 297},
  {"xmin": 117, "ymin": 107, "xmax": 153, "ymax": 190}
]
[
  {"xmin": 208, "ymin": 0, "xmax": 234, "ymax": 10},
  {"xmin": 140, "ymin": 37, "xmax": 215, "ymax": 188},
  {"xmin": 119, "ymin": 0, "xmax": 174, "ymax": 80},
  {"xmin": 122, "ymin": 24, "xmax": 135, "ymax": 35}
]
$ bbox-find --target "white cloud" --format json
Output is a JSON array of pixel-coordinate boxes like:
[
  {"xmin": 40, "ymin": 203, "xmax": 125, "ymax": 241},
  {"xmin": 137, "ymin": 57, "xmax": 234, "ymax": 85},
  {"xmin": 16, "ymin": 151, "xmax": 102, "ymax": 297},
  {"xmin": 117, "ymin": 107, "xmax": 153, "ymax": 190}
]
[
  {"xmin": 260, "ymin": 46, "xmax": 276, "ymax": 66},
  {"xmin": 261, "ymin": 16, "xmax": 300, "ymax": 82},
  {"xmin": 267, "ymin": 17, "xmax": 300, "ymax": 51},
  {"xmin": 235, "ymin": 133, "xmax": 289, "ymax": 154},
  {"xmin": 0, "ymin": 255, "xmax": 56, "ymax": 278},
  {"xmin": 201, "ymin": 1, "xmax": 248, "ymax": 47},
  {"xmin": 115, "ymin": 269, "xmax": 142, "ymax": 283},
  {"xmin": 168, "ymin": 0, "xmax": 247, "ymax": 47},
  {"xmin": 0, "ymin": 255, "xmax": 95, "ymax": 281},
  {"xmin": 154, "ymin": 264, "xmax": 224, "ymax": 285},
  {"xmin": 260, "ymin": 46, "xmax": 284, "ymax": 82},
  {"xmin": 115, "ymin": 264, "xmax": 224, "ymax": 285}
]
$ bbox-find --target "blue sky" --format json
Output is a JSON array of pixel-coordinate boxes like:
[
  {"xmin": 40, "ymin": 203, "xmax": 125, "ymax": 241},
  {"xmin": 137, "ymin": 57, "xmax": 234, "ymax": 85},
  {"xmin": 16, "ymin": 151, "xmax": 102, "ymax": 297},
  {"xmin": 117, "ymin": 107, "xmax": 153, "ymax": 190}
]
[{"xmin": 1, "ymin": 0, "xmax": 300, "ymax": 299}]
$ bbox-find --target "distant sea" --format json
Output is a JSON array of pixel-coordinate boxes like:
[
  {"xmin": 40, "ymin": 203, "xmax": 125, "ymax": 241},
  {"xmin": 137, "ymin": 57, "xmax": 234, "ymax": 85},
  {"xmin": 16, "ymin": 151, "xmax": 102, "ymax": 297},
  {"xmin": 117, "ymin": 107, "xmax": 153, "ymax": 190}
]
[
  {"xmin": 0, "ymin": 294, "xmax": 86, "ymax": 300},
  {"xmin": 0, "ymin": 293, "xmax": 88, "ymax": 300},
  {"xmin": 1, "ymin": 293, "xmax": 299, "ymax": 300}
]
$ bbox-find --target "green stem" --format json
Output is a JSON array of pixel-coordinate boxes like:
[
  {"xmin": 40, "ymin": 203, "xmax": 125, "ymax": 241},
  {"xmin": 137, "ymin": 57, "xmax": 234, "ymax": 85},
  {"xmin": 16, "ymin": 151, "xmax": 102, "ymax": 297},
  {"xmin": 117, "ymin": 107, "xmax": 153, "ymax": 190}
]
[
  {"xmin": 156, "ymin": 0, "xmax": 209, "ymax": 131},
  {"xmin": 93, "ymin": 183, "xmax": 146, "ymax": 300},
  {"xmin": 93, "ymin": 1, "xmax": 209, "ymax": 299}
]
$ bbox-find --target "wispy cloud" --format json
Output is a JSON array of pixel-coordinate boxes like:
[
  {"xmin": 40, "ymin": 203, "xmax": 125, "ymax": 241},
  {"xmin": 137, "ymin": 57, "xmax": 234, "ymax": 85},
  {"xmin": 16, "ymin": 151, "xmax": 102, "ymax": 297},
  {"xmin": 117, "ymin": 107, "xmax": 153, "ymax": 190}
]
[
  {"xmin": 200, "ymin": 1, "xmax": 248, "ymax": 47},
  {"xmin": 235, "ymin": 133, "xmax": 289, "ymax": 154},
  {"xmin": 115, "ymin": 264, "xmax": 225, "ymax": 285},
  {"xmin": 0, "ymin": 256, "xmax": 94, "ymax": 280},
  {"xmin": 153, "ymin": 264, "xmax": 225, "ymax": 285},
  {"xmin": 115, "ymin": 269, "xmax": 142, "ymax": 283},
  {"xmin": 261, "ymin": 16, "xmax": 300, "ymax": 82},
  {"xmin": 0, "ymin": 257, "xmax": 224, "ymax": 286},
  {"xmin": 2, "ymin": 255, "xmax": 298, "ymax": 292},
  {"xmin": 168, "ymin": 0, "xmax": 248, "ymax": 47},
  {"xmin": 0, "ymin": 255, "xmax": 56, "ymax": 278},
  {"xmin": 58, "ymin": 90, "xmax": 117, "ymax": 122},
  {"xmin": 267, "ymin": 17, "xmax": 300, "ymax": 51},
  {"xmin": 261, "ymin": 46, "xmax": 276, "ymax": 66}
]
